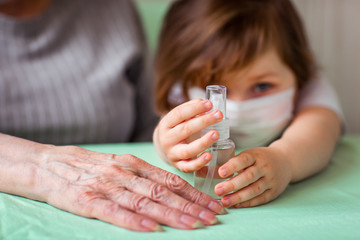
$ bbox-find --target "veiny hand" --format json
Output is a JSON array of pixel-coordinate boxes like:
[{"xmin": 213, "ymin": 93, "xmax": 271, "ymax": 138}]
[
  {"xmin": 214, "ymin": 147, "xmax": 292, "ymax": 208},
  {"xmin": 2, "ymin": 141, "xmax": 226, "ymax": 232},
  {"xmin": 155, "ymin": 99, "xmax": 223, "ymax": 172}
]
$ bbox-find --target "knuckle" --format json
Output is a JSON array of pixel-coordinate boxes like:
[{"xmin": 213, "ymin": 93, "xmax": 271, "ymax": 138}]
[
  {"xmin": 228, "ymin": 180, "xmax": 236, "ymax": 191},
  {"xmin": 256, "ymin": 184, "xmax": 262, "ymax": 193},
  {"xmin": 241, "ymin": 153, "xmax": 251, "ymax": 162},
  {"xmin": 260, "ymin": 194, "xmax": 267, "ymax": 204},
  {"xmin": 191, "ymin": 190, "xmax": 203, "ymax": 203},
  {"xmin": 165, "ymin": 172, "xmax": 188, "ymax": 191},
  {"xmin": 163, "ymin": 207, "xmax": 176, "ymax": 219},
  {"xmin": 239, "ymin": 153, "xmax": 252, "ymax": 167},
  {"xmin": 245, "ymin": 171, "xmax": 255, "ymax": 181},
  {"xmin": 150, "ymin": 183, "xmax": 168, "ymax": 201},
  {"xmin": 131, "ymin": 195, "xmax": 151, "ymax": 212},
  {"xmin": 179, "ymin": 124, "xmax": 193, "ymax": 138},
  {"xmin": 249, "ymin": 182, "xmax": 263, "ymax": 197},
  {"xmin": 248, "ymin": 187, "xmax": 256, "ymax": 197},
  {"xmin": 119, "ymin": 154, "xmax": 138, "ymax": 162},
  {"xmin": 106, "ymin": 153, "xmax": 117, "ymax": 160},
  {"xmin": 94, "ymin": 175, "xmax": 120, "ymax": 193},
  {"xmin": 178, "ymin": 148, "xmax": 192, "ymax": 160},
  {"xmin": 181, "ymin": 201, "xmax": 194, "ymax": 213},
  {"xmin": 250, "ymin": 185, "xmax": 260, "ymax": 197},
  {"xmin": 243, "ymin": 154, "xmax": 253, "ymax": 166},
  {"xmin": 220, "ymin": 179, "xmax": 233, "ymax": 192}
]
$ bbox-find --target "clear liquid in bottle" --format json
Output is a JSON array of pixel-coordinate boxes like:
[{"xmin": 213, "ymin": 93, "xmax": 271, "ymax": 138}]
[{"xmin": 194, "ymin": 85, "xmax": 235, "ymax": 199}]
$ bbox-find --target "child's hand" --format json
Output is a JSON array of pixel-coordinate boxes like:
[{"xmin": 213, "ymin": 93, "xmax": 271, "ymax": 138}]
[
  {"xmin": 214, "ymin": 147, "xmax": 292, "ymax": 207},
  {"xmin": 155, "ymin": 99, "xmax": 223, "ymax": 172}
]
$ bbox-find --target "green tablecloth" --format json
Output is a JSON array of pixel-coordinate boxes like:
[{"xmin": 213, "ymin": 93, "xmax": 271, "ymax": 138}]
[{"xmin": 1, "ymin": 135, "xmax": 360, "ymax": 239}]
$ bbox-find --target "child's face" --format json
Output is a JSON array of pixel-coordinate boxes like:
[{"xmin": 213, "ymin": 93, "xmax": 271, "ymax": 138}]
[{"xmin": 220, "ymin": 48, "xmax": 297, "ymax": 102}]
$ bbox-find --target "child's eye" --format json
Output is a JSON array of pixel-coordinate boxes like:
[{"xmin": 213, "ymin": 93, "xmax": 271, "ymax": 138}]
[{"xmin": 253, "ymin": 83, "xmax": 273, "ymax": 93}]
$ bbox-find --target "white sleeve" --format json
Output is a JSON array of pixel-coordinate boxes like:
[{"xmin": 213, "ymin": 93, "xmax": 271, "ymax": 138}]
[{"xmin": 295, "ymin": 74, "xmax": 345, "ymax": 123}]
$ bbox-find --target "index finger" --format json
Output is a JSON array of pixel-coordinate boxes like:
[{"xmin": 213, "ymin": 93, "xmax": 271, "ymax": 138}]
[{"xmin": 162, "ymin": 99, "xmax": 212, "ymax": 128}]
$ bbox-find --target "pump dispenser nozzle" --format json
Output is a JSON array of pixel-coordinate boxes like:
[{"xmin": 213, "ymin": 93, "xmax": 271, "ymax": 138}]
[
  {"xmin": 207, "ymin": 85, "xmax": 226, "ymax": 116},
  {"xmin": 201, "ymin": 85, "xmax": 230, "ymax": 140}
]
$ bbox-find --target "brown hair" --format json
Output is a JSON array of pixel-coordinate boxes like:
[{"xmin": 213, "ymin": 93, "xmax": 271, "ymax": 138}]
[{"xmin": 155, "ymin": 0, "xmax": 316, "ymax": 114}]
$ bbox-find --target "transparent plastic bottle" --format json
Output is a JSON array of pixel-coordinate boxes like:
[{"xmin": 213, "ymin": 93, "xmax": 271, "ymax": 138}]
[{"xmin": 194, "ymin": 85, "xmax": 235, "ymax": 199}]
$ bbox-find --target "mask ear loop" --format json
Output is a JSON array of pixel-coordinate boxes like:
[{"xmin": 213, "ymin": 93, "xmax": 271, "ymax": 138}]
[{"xmin": 201, "ymin": 148, "xmax": 217, "ymax": 194}]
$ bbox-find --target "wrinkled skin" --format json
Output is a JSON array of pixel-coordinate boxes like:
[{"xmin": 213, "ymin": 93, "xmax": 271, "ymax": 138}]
[{"xmin": 0, "ymin": 134, "xmax": 225, "ymax": 232}]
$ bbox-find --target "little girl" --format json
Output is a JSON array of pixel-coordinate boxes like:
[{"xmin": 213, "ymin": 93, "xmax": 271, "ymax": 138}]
[{"xmin": 153, "ymin": 0, "xmax": 342, "ymax": 208}]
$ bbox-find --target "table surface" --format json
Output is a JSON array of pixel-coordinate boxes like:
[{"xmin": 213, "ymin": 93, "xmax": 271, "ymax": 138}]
[{"xmin": 1, "ymin": 135, "xmax": 360, "ymax": 240}]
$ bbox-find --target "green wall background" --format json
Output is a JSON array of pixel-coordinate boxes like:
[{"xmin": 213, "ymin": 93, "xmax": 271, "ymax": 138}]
[{"xmin": 134, "ymin": 0, "xmax": 172, "ymax": 51}]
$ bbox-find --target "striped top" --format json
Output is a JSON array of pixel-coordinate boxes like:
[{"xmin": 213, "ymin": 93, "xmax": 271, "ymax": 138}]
[{"xmin": 0, "ymin": 0, "xmax": 158, "ymax": 145}]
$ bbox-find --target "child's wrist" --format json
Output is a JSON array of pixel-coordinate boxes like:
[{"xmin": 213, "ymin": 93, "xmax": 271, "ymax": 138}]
[{"xmin": 268, "ymin": 141, "xmax": 294, "ymax": 184}]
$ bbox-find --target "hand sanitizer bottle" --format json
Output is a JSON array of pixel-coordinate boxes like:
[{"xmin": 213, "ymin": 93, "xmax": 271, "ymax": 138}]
[{"xmin": 194, "ymin": 85, "xmax": 235, "ymax": 199}]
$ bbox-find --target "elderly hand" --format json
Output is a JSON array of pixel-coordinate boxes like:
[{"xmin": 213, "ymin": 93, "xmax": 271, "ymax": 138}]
[
  {"xmin": 154, "ymin": 99, "xmax": 223, "ymax": 172},
  {"xmin": 0, "ymin": 134, "xmax": 226, "ymax": 232}
]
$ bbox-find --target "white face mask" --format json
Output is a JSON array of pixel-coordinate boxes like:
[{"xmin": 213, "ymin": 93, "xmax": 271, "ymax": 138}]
[{"xmin": 188, "ymin": 87, "xmax": 295, "ymax": 149}]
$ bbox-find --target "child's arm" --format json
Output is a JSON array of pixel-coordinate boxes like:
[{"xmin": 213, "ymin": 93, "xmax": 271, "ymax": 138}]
[
  {"xmin": 153, "ymin": 99, "xmax": 223, "ymax": 172},
  {"xmin": 271, "ymin": 106, "xmax": 341, "ymax": 182},
  {"xmin": 215, "ymin": 106, "xmax": 341, "ymax": 208}
]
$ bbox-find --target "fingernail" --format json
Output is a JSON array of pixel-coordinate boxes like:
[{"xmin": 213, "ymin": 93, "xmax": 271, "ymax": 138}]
[
  {"xmin": 141, "ymin": 219, "xmax": 163, "ymax": 232},
  {"xmin": 216, "ymin": 187, "xmax": 225, "ymax": 196},
  {"xmin": 199, "ymin": 210, "xmax": 218, "ymax": 225},
  {"xmin": 180, "ymin": 214, "xmax": 204, "ymax": 229},
  {"xmin": 219, "ymin": 168, "xmax": 228, "ymax": 177},
  {"xmin": 192, "ymin": 220, "xmax": 205, "ymax": 229},
  {"xmin": 213, "ymin": 111, "xmax": 222, "ymax": 120},
  {"xmin": 211, "ymin": 132, "xmax": 219, "ymax": 141},
  {"xmin": 222, "ymin": 198, "xmax": 231, "ymax": 207},
  {"xmin": 203, "ymin": 100, "xmax": 211, "ymax": 109},
  {"xmin": 208, "ymin": 201, "xmax": 227, "ymax": 215},
  {"xmin": 219, "ymin": 207, "xmax": 228, "ymax": 215}
]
